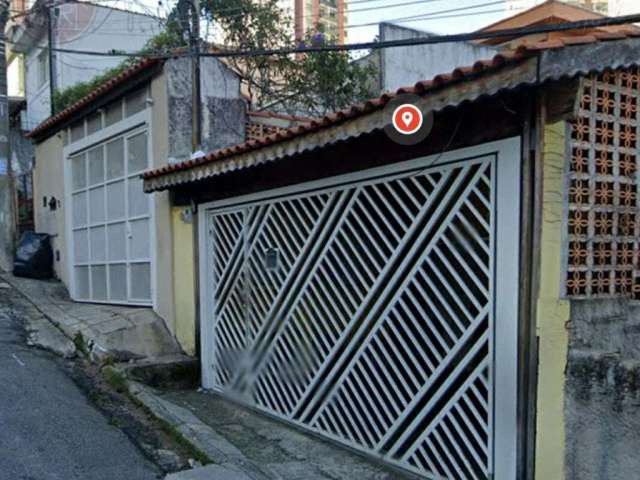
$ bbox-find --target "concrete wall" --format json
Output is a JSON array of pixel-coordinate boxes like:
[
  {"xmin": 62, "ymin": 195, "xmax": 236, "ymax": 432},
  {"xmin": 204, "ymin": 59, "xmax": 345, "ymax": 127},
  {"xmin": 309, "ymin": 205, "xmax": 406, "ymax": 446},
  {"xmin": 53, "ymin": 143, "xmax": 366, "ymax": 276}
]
[
  {"xmin": 165, "ymin": 56, "xmax": 246, "ymax": 163},
  {"xmin": 536, "ymin": 119, "xmax": 640, "ymax": 480},
  {"xmin": 535, "ymin": 121, "xmax": 570, "ymax": 480},
  {"xmin": 10, "ymin": 123, "xmax": 34, "ymax": 176},
  {"xmin": 171, "ymin": 207, "xmax": 196, "ymax": 355},
  {"xmin": 160, "ymin": 56, "xmax": 245, "ymax": 353},
  {"xmin": 33, "ymin": 133, "xmax": 67, "ymax": 283},
  {"xmin": 378, "ymin": 23, "xmax": 498, "ymax": 92},
  {"xmin": 24, "ymin": 4, "xmax": 159, "ymax": 128},
  {"xmin": 565, "ymin": 299, "xmax": 640, "ymax": 479}
]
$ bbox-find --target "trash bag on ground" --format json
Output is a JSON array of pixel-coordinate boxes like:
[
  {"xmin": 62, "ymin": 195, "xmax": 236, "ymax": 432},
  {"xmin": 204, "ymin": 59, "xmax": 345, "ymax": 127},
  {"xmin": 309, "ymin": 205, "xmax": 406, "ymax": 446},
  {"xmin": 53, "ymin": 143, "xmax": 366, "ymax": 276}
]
[{"xmin": 13, "ymin": 232, "xmax": 54, "ymax": 279}]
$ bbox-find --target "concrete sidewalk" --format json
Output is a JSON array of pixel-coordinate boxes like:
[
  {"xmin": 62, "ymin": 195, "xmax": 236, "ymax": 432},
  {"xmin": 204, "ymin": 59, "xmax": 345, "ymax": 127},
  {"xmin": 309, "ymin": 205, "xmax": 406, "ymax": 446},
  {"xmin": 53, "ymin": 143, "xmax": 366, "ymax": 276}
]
[
  {"xmin": 129, "ymin": 383, "xmax": 400, "ymax": 480},
  {"xmin": 1, "ymin": 273, "xmax": 182, "ymax": 361}
]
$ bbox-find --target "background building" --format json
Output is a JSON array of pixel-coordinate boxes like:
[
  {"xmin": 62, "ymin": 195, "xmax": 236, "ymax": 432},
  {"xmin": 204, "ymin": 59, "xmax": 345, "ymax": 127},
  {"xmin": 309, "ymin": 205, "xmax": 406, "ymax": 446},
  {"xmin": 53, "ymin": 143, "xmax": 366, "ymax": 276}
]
[
  {"xmin": 6, "ymin": 0, "xmax": 161, "ymax": 129},
  {"xmin": 506, "ymin": 0, "xmax": 638, "ymax": 15},
  {"xmin": 279, "ymin": 0, "xmax": 347, "ymax": 44}
]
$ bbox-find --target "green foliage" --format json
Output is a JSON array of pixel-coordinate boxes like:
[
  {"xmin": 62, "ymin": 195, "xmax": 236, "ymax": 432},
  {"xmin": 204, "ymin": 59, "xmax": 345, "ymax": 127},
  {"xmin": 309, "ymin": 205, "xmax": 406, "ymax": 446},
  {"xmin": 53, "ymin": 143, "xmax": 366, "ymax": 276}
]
[
  {"xmin": 52, "ymin": 0, "xmax": 376, "ymax": 116},
  {"xmin": 53, "ymin": 66, "xmax": 124, "ymax": 113},
  {"xmin": 52, "ymin": 28, "xmax": 187, "ymax": 113},
  {"xmin": 290, "ymin": 35, "xmax": 378, "ymax": 116},
  {"xmin": 102, "ymin": 366, "xmax": 129, "ymax": 394},
  {"xmin": 204, "ymin": 0, "xmax": 377, "ymax": 116},
  {"xmin": 205, "ymin": 0, "xmax": 297, "ymax": 107},
  {"xmin": 73, "ymin": 331, "xmax": 88, "ymax": 357}
]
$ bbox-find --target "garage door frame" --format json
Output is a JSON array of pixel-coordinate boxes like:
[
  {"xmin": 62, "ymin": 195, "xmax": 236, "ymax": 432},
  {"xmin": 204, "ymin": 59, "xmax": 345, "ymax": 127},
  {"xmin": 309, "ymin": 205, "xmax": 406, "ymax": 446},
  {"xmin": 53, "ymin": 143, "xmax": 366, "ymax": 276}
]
[
  {"xmin": 63, "ymin": 109, "xmax": 156, "ymax": 307},
  {"xmin": 198, "ymin": 137, "xmax": 521, "ymax": 479}
]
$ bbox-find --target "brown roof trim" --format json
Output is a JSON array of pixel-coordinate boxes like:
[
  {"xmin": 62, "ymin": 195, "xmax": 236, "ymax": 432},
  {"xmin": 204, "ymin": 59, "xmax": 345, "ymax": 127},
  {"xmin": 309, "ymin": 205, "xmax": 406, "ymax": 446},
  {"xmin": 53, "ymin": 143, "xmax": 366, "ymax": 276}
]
[
  {"xmin": 143, "ymin": 32, "xmax": 640, "ymax": 190},
  {"xmin": 142, "ymin": 49, "xmax": 528, "ymax": 182},
  {"xmin": 27, "ymin": 58, "xmax": 164, "ymax": 140}
]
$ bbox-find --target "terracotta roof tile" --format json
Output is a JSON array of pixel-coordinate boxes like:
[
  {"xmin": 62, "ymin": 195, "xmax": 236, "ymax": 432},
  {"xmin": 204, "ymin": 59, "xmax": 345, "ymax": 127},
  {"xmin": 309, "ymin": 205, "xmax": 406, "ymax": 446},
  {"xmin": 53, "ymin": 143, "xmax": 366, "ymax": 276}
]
[
  {"xmin": 143, "ymin": 47, "xmax": 531, "ymax": 181},
  {"xmin": 27, "ymin": 58, "xmax": 164, "ymax": 139},
  {"xmin": 144, "ymin": 33, "xmax": 640, "ymax": 182}
]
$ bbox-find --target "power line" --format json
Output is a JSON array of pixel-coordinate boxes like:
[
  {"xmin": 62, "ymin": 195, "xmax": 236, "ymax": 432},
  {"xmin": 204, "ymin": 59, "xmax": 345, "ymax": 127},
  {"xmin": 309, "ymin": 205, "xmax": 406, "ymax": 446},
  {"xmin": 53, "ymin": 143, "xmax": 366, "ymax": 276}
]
[
  {"xmin": 207, "ymin": 0, "xmax": 447, "ymax": 24},
  {"xmin": 346, "ymin": 8, "xmax": 519, "ymax": 30},
  {"xmin": 7, "ymin": 12, "xmax": 640, "ymax": 59},
  {"xmin": 345, "ymin": 0, "xmax": 507, "ymax": 29}
]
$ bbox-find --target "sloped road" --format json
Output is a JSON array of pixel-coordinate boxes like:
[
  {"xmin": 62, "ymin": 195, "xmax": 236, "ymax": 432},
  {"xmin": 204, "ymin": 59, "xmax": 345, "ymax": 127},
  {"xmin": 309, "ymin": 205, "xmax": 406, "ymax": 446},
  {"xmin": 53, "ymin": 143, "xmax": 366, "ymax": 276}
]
[{"xmin": 0, "ymin": 283, "xmax": 162, "ymax": 480}]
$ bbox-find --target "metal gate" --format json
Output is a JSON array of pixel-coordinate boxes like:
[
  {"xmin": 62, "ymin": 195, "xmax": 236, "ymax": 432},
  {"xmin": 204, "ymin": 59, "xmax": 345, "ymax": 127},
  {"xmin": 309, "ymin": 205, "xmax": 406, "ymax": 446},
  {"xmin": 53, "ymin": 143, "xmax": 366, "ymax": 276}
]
[{"xmin": 200, "ymin": 140, "xmax": 520, "ymax": 480}]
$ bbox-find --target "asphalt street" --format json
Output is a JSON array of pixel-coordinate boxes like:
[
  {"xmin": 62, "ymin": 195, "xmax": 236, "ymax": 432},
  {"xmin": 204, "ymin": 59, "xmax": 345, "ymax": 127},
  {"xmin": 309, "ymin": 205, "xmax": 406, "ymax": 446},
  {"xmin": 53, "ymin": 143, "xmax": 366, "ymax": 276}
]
[{"xmin": 0, "ymin": 284, "xmax": 162, "ymax": 480}]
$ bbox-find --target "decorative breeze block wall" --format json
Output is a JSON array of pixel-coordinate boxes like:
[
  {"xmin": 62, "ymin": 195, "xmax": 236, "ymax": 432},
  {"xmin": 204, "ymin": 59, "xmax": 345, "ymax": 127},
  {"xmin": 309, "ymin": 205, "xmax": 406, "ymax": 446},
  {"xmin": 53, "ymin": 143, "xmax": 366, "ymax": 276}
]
[{"xmin": 566, "ymin": 69, "xmax": 640, "ymax": 298}]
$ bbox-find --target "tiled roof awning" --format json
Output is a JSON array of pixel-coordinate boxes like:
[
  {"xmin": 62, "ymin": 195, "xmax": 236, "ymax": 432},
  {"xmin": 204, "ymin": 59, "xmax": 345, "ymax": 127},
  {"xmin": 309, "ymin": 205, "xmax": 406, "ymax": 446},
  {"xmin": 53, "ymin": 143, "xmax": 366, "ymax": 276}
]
[{"xmin": 142, "ymin": 34, "xmax": 640, "ymax": 193}]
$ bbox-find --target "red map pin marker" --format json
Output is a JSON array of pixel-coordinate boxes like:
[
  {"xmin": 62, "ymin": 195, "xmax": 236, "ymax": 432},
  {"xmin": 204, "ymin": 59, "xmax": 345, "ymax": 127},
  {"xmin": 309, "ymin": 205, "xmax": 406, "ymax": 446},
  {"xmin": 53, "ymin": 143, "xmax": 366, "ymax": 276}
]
[{"xmin": 392, "ymin": 104, "xmax": 423, "ymax": 135}]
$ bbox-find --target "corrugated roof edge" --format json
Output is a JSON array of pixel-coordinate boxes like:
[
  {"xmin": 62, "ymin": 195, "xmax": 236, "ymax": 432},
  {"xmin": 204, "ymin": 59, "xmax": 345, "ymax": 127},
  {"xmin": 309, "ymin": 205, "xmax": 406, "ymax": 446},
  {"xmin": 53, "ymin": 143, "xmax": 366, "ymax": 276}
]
[
  {"xmin": 26, "ymin": 57, "xmax": 165, "ymax": 140},
  {"xmin": 142, "ymin": 32, "xmax": 640, "ymax": 184},
  {"xmin": 141, "ymin": 49, "xmax": 527, "ymax": 181}
]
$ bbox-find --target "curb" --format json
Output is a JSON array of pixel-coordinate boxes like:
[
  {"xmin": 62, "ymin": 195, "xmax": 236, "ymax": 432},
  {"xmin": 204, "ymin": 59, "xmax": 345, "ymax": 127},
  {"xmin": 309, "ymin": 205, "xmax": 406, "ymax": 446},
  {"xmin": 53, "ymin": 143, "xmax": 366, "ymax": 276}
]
[
  {"xmin": 0, "ymin": 273, "xmax": 78, "ymax": 351},
  {"xmin": 126, "ymin": 381, "xmax": 270, "ymax": 480}
]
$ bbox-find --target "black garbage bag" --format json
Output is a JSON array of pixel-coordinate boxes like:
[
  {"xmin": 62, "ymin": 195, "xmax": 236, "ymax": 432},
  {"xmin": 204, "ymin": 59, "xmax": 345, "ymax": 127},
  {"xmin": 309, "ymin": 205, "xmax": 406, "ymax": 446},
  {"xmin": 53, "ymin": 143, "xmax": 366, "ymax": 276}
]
[{"xmin": 13, "ymin": 232, "xmax": 54, "ymax": 279}]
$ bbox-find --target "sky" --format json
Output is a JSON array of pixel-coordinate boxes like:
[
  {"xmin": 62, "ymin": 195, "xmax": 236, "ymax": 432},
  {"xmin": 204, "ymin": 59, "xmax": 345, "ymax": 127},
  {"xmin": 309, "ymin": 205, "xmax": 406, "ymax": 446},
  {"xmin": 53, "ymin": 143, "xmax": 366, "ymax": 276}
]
[
  {"xmin": 115, "ymin": 0, "xmax": 517, "ymax": 44},
  {"xmin": 345, "ymin": 0, "xmax": 515, "ymax": 44}
]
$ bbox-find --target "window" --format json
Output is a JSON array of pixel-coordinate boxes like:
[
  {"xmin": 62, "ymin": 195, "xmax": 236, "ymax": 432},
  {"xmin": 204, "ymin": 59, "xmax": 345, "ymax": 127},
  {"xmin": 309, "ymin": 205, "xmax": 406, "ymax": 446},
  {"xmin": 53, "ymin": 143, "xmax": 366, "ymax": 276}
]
[
  {"xmin": 125, "ymin": 88, "xmax": 148, "ymax": 117},
  {"xmin": 37, "ymin": 50, "xmax": 48, "ymax": 88}
]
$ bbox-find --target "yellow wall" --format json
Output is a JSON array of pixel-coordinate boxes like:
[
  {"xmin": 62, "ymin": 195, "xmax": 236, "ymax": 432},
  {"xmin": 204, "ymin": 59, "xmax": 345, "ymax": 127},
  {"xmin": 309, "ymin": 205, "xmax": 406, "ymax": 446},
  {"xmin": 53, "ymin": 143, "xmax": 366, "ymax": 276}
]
[
  {"xmin": 150, "ymin": 73, "xmax": 177, "ymax": 336},
  {"xmin": 535, "ymin": 121, "xmax": 570, "ymax": 480},
  {"xmin": 171, "ymin": 207, "xmax": 197, "ymax": 355}
]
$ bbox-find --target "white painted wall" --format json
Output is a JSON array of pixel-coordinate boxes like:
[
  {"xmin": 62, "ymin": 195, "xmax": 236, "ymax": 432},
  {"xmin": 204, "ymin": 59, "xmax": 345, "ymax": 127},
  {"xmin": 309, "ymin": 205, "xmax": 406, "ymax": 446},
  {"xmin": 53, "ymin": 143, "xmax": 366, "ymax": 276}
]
[
  {"xmin": 609, "ymin": 0, "xmax": 640, "ymax": 15},
  {"xmin": 378, "ymin": 23, "xmax": 498, "ymax": 92},
  {"xmin": 23, "ymin": 3, "xmax": 162, "ymax": 129}
]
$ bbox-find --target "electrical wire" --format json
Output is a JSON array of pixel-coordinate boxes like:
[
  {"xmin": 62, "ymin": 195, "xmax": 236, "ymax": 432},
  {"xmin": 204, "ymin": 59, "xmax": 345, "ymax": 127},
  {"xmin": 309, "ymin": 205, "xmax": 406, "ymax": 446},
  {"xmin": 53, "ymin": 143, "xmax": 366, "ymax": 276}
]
[
  {"xmin": 7, "ymin": 10, "xmax": 640, "ymax": 59},
  {"xmin": 347, "ymin": 7, "xmax": 516, "ymax": 29},
  {"xmin": 345, "ymin": 1, "xmax": 507, "ymax": 29}
]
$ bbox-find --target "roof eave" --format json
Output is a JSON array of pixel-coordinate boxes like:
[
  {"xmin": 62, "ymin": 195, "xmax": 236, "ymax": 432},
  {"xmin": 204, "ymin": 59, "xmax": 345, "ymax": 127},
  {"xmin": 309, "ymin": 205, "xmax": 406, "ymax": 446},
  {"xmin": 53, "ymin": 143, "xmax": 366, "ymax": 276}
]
[{"xmin": 143, "ymin": 56, "xmax": 539, "ymax": 193}]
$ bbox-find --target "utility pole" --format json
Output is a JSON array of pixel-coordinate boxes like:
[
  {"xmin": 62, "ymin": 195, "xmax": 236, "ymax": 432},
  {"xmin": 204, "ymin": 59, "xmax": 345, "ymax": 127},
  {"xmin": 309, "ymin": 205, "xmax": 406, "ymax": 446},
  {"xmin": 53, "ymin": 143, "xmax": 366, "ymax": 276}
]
[
  {"xmin": 46, "ymin": 4, "xmax": 56, "ymax": 115},
  {"xmin": 0, "ymin": 0, "xmax": 16, "ymax": 271},
  {"xmin": 190, "ymin": 0, "xmax": 201, "ymax": 153}
]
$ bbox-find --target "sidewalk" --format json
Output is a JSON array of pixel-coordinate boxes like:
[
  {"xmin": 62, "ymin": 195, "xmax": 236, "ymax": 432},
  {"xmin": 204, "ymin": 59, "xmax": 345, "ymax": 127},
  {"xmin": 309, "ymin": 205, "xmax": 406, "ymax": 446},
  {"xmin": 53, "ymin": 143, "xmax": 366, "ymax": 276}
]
[
  {"xmin": 1, "ymin": 273, "xmax": 182, "ymax": 361},
  {"xmin": 130, "ymin": 383, "xmax": 401, "ymax": 480}
]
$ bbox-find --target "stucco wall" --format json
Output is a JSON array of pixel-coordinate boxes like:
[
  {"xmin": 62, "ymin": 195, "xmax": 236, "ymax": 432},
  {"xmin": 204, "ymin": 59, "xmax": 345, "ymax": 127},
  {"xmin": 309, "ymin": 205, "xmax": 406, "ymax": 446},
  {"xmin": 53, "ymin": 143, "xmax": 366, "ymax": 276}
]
[
  {"xmin": 535, "ymin": 121, "xmax": 570, "ymax": 480},
  {"xmin": 33, "ymin": 133, "xmax": 67, "ymax": 283},
  {"xmin": 150, "ymin": 72, "xmax": 176, "ymax": 337},
  {"xmin": 378, "ymin": 23, "xmax": 498, "ymax": 92},
  {"xmin": 161, "ymin": 56, "xmax": 245, "ymax": 353},
  {"xmin": 564, "ymin": 299, "xmax": 640, "ymax": 479},
  {"xmin": 24, "ymin": 4, "xmax": 159, "ymax": 128},
  {"xmin": 165, "ymin": 57, "xmax": 246, "ymax": 163},
  {"xmin": 171, "ymin": 207, "xmax": 196, "ymax": 355}
]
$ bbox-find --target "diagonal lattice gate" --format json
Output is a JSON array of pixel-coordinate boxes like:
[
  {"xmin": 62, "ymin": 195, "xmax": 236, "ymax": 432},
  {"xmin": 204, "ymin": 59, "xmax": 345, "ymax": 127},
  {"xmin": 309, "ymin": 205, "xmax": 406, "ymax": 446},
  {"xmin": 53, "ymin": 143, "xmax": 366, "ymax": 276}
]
[{"xmin": 200, "ymin": 141, "xmax": 520, "ymax": 480}]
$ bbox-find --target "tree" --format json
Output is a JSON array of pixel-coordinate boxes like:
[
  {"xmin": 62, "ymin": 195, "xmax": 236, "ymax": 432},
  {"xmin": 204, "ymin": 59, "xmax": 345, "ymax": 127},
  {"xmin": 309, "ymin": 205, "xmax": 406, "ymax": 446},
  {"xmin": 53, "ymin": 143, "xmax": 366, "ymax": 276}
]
[
  {"xmin": 204, "ymin": 0, "xmax": 376, "ymax": 116},
  {"xmin": 53, "ymin": 0, "xmax": 376, "ymax": 116},
  {"xmin": 289, "ymin": 32, "xmax": 377, "ymax": 117}
]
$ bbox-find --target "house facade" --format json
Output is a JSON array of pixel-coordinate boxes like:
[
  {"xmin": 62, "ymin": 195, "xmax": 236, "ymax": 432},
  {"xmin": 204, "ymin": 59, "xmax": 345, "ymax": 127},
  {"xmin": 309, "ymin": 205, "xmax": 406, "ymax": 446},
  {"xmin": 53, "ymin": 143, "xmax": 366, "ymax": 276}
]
[
  {"xmin": 5, "ymin": 0, "xmax": 162, "ymax": 236},
  {"xmin": 27, "ymin": 56, "xmax": 246, "ymax": 355},
  {"xmin": 6, "ymin": 0, "xmax": 162, "ymax": 128},
  {"xmin": 141, "ymin": 33, "xmax": 640, "ymax": 480}
]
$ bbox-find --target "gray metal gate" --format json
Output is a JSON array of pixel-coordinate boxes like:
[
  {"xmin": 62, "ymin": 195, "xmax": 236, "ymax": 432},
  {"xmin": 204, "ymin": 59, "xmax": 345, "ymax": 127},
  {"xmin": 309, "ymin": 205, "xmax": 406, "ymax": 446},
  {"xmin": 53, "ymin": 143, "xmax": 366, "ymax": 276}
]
[{"xmin": 200, "ymin": 140, "xmax": 520, "ymax": 480}]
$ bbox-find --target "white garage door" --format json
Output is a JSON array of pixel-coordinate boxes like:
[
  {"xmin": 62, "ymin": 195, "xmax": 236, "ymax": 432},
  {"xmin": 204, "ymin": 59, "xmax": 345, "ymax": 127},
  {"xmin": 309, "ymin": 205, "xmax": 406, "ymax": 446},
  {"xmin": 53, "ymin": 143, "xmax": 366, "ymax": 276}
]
[
  {"xmin": 200, "ymin": 139, "xmax": 520, "ymax": 479},
  {"xmin": 68, "ymin": 128, "xmax": 152, "ymax": 305}
]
